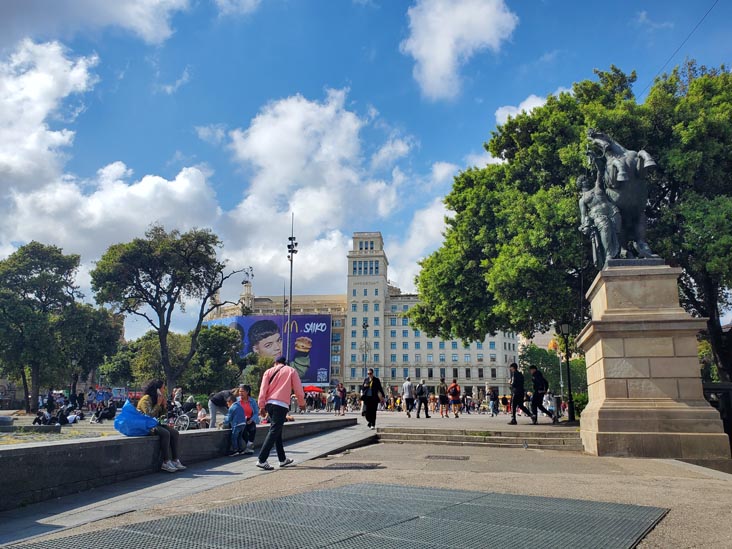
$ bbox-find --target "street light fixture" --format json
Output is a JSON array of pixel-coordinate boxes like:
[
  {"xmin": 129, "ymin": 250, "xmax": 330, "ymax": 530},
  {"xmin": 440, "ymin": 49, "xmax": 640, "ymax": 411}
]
[
  {"xmin": 286, "ymin": 214, "xmax": 298, "ymax": 363},
  {"xmin": 557, "ymin": 322, "xmax": 576, "ymax": 422}
]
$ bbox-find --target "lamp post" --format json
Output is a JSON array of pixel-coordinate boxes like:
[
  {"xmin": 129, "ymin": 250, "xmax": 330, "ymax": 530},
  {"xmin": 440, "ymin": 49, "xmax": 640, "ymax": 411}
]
[
  {"xmin": 361, "ymin": 320, "xmax": 369, "ymax": 377},
  {"xmin": 557, "ymin": 323, "xmax": 576, "ymax": 422},
  {"xmin": 286, "ymin": 214, "xmax": 298, "ymax": 363}
]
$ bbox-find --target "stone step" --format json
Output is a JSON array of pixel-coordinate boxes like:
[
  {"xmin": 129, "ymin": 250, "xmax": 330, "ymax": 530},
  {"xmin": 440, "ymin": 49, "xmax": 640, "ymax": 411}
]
[
  {"xmin": 377, "ymin": 432, "xmax": 581, "ymax": 446},
  {"xmin": 377, "ymin": 427, "xmax": 580, "ymax": 439},
  {"xmin": 379, "ymin": 438, "xmax": 584, "ymax": 452}
]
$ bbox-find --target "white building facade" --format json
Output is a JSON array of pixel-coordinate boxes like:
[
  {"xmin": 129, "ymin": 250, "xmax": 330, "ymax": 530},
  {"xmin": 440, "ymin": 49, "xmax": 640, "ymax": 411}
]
[{"xmin": 343, "ymin": 232, "xmax": 517, "ymax": 396}]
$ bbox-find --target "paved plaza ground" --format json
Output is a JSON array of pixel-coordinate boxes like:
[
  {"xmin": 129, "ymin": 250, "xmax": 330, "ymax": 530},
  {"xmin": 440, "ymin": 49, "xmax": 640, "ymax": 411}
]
[{"xmin": 2, "ymin": 410, "xmax": 731, "ymax": 548}]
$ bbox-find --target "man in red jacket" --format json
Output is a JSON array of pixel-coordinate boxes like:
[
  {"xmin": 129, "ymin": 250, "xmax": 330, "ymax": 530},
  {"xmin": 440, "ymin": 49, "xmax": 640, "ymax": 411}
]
[{"xmin": 256, "ymin": 356, "xmax": 306, "ymax": 471}]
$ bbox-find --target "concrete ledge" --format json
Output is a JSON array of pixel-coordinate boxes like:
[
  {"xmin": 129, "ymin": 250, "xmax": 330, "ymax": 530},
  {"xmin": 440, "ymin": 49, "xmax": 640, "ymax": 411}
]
[
  {"xmin": 0, "ymin": 424, "xmax": 61, "ymax": 433},
  {"xmin": 0, "ymin": 417, "xmax": 355, "ymax": 512}
]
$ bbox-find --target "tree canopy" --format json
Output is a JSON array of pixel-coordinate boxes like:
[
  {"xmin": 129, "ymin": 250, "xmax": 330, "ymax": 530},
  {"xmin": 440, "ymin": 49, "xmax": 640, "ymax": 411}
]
[
  {"xmin": 91, "ymin": 225, "xmax": 249, "ymax": 388},
  {"xmin": 412, "ymin": 62, "xmax": 732, "ymax": 381}
]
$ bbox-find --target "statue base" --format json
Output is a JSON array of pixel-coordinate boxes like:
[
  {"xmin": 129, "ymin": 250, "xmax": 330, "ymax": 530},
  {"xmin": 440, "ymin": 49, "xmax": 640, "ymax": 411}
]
[{"xmin": 576, "ymin": 263, "xmax": 730, "ymax": 459}]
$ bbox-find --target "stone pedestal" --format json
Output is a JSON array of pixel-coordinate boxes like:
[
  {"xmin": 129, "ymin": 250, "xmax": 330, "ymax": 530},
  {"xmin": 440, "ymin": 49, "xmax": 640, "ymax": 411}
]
[{"xmin": 577, "ymin": 262, "xmax": 730, "ymax": 459}]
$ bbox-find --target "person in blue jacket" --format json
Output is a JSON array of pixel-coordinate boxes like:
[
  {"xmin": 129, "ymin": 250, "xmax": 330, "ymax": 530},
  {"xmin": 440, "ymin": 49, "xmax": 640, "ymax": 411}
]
[{"xmin": 224, "ymin": 394, "xmax": 246, "ymax": 455}]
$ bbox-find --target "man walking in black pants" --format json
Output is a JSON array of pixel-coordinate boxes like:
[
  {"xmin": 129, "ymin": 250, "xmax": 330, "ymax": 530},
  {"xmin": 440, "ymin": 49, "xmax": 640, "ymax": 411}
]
[
  {"xmin": 415, "ymin": 379, "xmax": 431, "ymax": 418},
  {"xmin": 508, "ymin": 363, "xmax": 533, "ymax": 425},
  {"xmin": 529, "ymin": 365, "xmax": 558, "ymax": 424}
]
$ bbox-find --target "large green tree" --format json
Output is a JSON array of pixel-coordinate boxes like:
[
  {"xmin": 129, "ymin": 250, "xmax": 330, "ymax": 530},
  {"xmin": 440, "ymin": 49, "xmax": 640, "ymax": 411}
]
[
  {"xmin": 91, "ymin": 225, "xmax": 248, "ymax": 389},
  {"xmin": 412, "ymin": 63, "xmax": 732, "ymax": 381},
  {"xmin": 0, "ymin": 242, "xmax": 80, "ymax": 411},
  {"xmin": 183, "ymin": 325, "xmax": 243, "ymax": 394}
]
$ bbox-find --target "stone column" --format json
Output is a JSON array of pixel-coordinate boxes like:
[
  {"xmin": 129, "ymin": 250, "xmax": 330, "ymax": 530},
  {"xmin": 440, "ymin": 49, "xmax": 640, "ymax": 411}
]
[{"xmin": 576, "ymin": 260, "xmax": 730, "ymax": 459}]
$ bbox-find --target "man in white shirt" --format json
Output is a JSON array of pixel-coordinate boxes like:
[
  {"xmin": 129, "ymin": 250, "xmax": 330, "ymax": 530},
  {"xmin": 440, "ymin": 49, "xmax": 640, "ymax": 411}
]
[{"xmin": 401, "ymin": 377, "xmax": 415, "ymax": 419}]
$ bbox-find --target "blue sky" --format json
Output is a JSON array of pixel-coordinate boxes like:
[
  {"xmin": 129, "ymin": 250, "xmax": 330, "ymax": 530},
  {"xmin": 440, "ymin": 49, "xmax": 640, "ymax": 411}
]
[{"xmin": 1, "ymin": 0, "xmax": 730, "ymax": 339}]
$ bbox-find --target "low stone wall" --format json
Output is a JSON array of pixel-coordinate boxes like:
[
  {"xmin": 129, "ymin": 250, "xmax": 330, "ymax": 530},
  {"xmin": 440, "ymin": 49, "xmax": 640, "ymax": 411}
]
[{"xmin": 0, "ymin": 417, "xmax": 355, "ymax": 511}]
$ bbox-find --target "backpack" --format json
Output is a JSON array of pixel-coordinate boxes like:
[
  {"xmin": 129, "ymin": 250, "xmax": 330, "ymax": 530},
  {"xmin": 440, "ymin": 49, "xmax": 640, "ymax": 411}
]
[
  {"xmin": 416, "ymin": 384, "xmax": 425, "ymax": 397},
  {"xmin": 448, "ymin": 385, "xmax": 458, "ymax": 397}
]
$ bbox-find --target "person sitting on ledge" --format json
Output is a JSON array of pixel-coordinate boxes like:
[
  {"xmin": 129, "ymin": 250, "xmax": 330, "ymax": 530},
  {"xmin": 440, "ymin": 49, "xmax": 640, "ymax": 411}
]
[{"xmin": 137, "ymin": 379, "xmax": 186, "ymax": 473}]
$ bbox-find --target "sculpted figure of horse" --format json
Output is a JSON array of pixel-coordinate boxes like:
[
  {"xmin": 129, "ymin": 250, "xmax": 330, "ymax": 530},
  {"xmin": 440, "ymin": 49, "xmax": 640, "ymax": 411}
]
[{"xmin": 586, "ymin": 128, "xmax": 657, "ymax": 259}]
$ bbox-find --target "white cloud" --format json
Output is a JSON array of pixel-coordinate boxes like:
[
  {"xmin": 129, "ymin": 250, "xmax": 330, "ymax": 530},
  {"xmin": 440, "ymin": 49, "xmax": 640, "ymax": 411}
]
[
  {"xmin": 494, "ymin": 93, "xmax": 546, "ymax": 126},
  {"xmin": 371, "ymin": 136, "xmax": 413, "ymax": 169},
  {"xmin": 635, "ymin": 11, "xmax": 674, "ymax": 31},
  {"xmin": 157, "ymin": 65, "xmax": 190, "ymax": 94},
  {"xmin": 0, "ymin": 40, "xmax": 98, "ymax": 192},
  {"xmin": 196, "ymin": 124, "xmax": 227, "ymax": 145},
  {"xmin": 0, "ymin": 0, "xmax": 189, "ymax": 49},
  {"xmin": 400, "ymin": 0, "xmax": 518, "ymax": 100},
  {"xmin": 463, "ymin": 149, "xmax": 502, "ymax": 167},
  {"xmin": 430, "ymin": 161, "xmax": 458, "ymax": 185},
  {"xmin": 214, "ymin": 0, "xmax": 262, "ymax": 16},
  {"xmin": 387, "ymin": 196, "xmax": 451, "ymax": 292}
]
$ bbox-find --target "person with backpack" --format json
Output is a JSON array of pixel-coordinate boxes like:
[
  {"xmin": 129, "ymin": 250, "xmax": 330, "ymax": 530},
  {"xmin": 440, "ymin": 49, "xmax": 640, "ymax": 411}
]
[
  {"xmin": 447, "ymin": 379, "xmax": 461, "ymax": 418},
  {"xmin": 415, "ymin": 379, "xmax": 431, "ymax": 419},
  {"xmin": 437, "ymin": 377, "xmax": 449, "ymax": 418},
  {"xmin": 508, "ymin": 363, "xmax": 534, "ymax": 425},
  {"xmin": 529, "ymin": 365, "xmax": 559, "ymax": 424},
  {"xmin": 401, "ymin": 377, "xmax": 415, "ymax": 418},
  {"xmin": 489, "ymin": 387, "xmax": 499, "ymax": 417}
]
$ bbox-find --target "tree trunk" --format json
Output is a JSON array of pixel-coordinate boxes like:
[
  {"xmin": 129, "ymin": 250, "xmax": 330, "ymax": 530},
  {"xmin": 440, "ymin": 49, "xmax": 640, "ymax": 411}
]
[
  {"xmin": 30, "ymin": 361, "xmax": 40, "ymax": 413},
  {"xmin": 70, "ymin": 371, "xmax": 79, "ymax": 397},
  {"xmin": 20, "ymin": 368, "xmax": 30, "ymax": 413}
]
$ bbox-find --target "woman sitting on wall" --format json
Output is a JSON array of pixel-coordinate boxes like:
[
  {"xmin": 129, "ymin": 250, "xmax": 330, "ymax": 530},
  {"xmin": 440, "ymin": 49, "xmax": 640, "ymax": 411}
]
[{"xmin": 137, "ymin": 379, "xmax": 186, "ymax": 473}]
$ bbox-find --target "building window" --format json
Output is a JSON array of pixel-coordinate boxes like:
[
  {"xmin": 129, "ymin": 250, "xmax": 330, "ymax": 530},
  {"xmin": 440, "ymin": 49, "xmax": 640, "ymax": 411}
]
[
  {"xmin": 332, "ymin": 354, "xmax": 341, "ymax": 363},
  {"xmin": 351, "ymin": 342, "xmax": 357, "ymax": 350},
  {"xmin": 477, "ymin": 353, "xmax": 484, "ymax": 362},
  {"xmin": 362, "ymin": 329, "xmax": 368, "ymax": 338},
  {"xmin": 427, "ymin": 341, "xmax": 433, "ymax": 349},
  {"xmin": 357, "ymin": 261, "xmax": 362, "ymax": 275},
  {"xmin": 375, "ymin": 288, "xmax": 379, "ymax": 296},
  {"xmin": 351, "ymin": 367, "xmax": 356, "ymax": 378},
  {"xmin": 401, "ymin": 329, "xmax": 407, "ymax": 337},
  {"xmin": 332, "ymin": 333, "xmax": 341, "ymax": 342},
  {"xmin": 391, "ymin": 354, "xmax": 397, "ymax": 363},
  {"xmin": 427, "ymin": 353, "xmax": 433, "ymax": 362},
  {"xmin": 439, "ymin": 354, "xmax": 446, "ymax": 363},
  {"xmin": 369, "ymin": 261, "xmax": 374, "ymax": 275},
  {"xmin": 374, "ymin": 303, "xmax": 380, "ymax": 312},
  {"xmin": 374, "ymin": 330, "xmax": 380, "ymax": 338},
  {"xmin": 478, "ymin": 368, "xmax": 484, "ymax": 379},
  {"xmin": 374, "ymin": 367, "xmax": 379, "ymax": 377},
  {"xmin": 415, "ymin": 367, "xmax": 421, "ymax": 378},
  {"xmin": 427, "ymin": 367, "xmax": 433, "ymax": 379},
  {"xmin": 350, "ymin": 355, "xmax": 357, "ymax": 363},
  {"xmin": 490, "ymin": 353, "xmax": 497, "ymax": 362},
  {"xmin": 390, "ymin": 330, "xmax": 397, "ymax": 337},
  {"xmin": 352, "ymin": 289, "xmax": 356, "ymax": 296},
  {"xmin": 464, "ymin": 354, "xmax": 471, "ymax": 363},
  {"xmin": 370, "ymin": 240, "xmax": 374, "ymax": 250},
  {"xmin": 439, "ymin": 341, "xmax": 445, "ymax": 350},
  {"xmin": 351, "ymin": 330, "xmax": 356, "ymax": 338},
  {"xmin": 403, "ymin": 367, "xmax": 409, "ymax": 378},
  {"xmin": 391, "ymin": 367, "xmax": 397, "ymax": 378},
  {"xmin": 402, "ymin": 342, "xmax": 409, "ymax": 350},
  {"xmin": 489, "ymin": 341, "xmax": 496, "ymax": 350},
  {"xmin": 491, "ymin": 368, "xmax": 497, "ymax": 378},
  {"xmin": 351, "ymin": 318, "xmax": 357, "ymax": 326},
  {"xmin": 452, "ymin": 368, "xmax": 459, "ymax": 379},
  {"xmin": 351, "ymin": 304, "xmax": 357, "ymax": 312},
  {"xmin": 451, "ymin": 354, "xmax": 458, "ymax": 362},
  {"xmin": 414, "ymin": 341, "xmax": 421, "ymax": 349},
  {"xmin": 451, "ymin": 341, "xmax": 457, "ymax": 349},
  {"xmin": 333, "ymin": 319, "xmax": 342, "ymax": 328},
  {"xmin": 373, "ymin": 341, "xmax": 379, "ymax": 349},
  {"xmin": 375, "ymin": 261, "xmax": 379, "ymax": 275},
  {"xmin": 363, "ymin": 304, "xmax": 368, "ymax": 312},
  {"xmin": 465, "ymin": 368, "xmax": 471, "ymax": 379},
  {"xmin": 374, "ymin": 317, "xmax": 379, "ymax": 326},
  {"xmin": 352, "ymin": 262, "xmax": 357, "ymax": 275},
  {"xmin": 402, "ymin": 318, "xmax": 408, "ymax": 326},
  {"xmin": 414, "ymin": 330, "xmax": 420, "ymax": 337},
  {"xmin": 391, "ymin": 305, "xmax": 397, "ymax": 312},
  {"xmin": 363, "ymin": 289, "xmax": 368, "ymax": 296},
  {"xmin": 440, "ymin": 368, "xmax": 446, "ymax": 379},
  {"xmin": 402, "ymin": 354, "xmax": 409, "ymax": 362},
  {"xmin": 373, "ymin": 354, "xmax": 379, "ymax": 362},
  {"xmin": 359, "ymin": 241, "xmax": 363, "ymax": 250},
  {"xmin": 403, "ymin": 305, "xmax": 408, "ymax": 311},
  {"xmin": 390, "ymin": 342, "xmax": 397, "ymax": 350},
  {"xmin": 477, "ymin": 342, "xmax": 483, "ymax": 349},
  {"xmin": 390, "ymin": 318, "xmax": 397, "ymax": 326},
  {"xmin": 362, "ymin": 367, "xmax": 367, "ymax": 378}
]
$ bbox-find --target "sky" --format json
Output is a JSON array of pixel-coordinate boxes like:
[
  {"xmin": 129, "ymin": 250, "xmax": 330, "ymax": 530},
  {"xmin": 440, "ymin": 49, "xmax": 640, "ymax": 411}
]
[{"xmin": 1, "ymin": 0, "xmax": 730, "ymax": 340}]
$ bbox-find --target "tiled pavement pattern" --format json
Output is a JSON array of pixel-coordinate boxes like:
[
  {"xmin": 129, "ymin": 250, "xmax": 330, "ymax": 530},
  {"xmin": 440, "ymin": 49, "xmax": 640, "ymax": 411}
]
[{"xmin": 11, "ymin": 483, "xmax": 668, "ymax": 549}]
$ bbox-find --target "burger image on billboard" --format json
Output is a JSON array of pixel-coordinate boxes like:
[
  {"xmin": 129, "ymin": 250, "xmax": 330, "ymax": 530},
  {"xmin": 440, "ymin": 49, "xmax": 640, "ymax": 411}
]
[{"xmin": 293, "ymin": 336, "xmax": 312, "ymax": 377}]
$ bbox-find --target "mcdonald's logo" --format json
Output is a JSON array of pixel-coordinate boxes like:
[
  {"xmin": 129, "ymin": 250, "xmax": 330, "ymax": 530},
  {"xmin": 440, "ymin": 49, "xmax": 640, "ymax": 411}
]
[{"xmin": 283, "ymin": 320, "xmax": 299, "ymax": 333}]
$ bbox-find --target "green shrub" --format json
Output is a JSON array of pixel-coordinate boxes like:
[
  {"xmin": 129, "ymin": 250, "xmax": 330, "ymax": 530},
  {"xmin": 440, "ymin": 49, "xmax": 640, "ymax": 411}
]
[{"xmin": 573, "ymin": 392, "xmax": 588, "ymax": 416}]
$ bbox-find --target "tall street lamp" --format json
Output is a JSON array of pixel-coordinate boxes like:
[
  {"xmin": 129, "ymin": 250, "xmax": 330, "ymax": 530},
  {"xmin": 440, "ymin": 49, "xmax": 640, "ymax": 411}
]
[
  {"xmin": 361, "ymin": 320, "xmax": 369, "ymax": 377},
  {"xmin": 286, "ymin": 214, "xmax": 298, "ymax": 363},
  {"xmin": 557, "ymin": 322, "xmax": 576, "ymax": 422}
]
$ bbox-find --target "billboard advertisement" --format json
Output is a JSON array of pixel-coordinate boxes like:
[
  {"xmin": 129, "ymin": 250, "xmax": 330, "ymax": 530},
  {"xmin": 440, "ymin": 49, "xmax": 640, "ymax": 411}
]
[{"xmin": 205, "ymin": 315, "xmax": 332, "ymax": 385}]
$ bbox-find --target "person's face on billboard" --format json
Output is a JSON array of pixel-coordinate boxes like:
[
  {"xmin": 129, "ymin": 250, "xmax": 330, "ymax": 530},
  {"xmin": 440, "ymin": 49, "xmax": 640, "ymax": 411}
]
[{"xmin": 253, "ymin": 332, "xmax": 282, "ymax": 358}]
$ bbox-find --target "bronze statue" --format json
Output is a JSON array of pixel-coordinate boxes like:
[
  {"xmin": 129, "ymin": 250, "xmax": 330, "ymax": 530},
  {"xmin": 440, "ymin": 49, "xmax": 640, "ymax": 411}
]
[{"xmin": 581, "ymin": 129, "xmax": 658, "ymax": 267}]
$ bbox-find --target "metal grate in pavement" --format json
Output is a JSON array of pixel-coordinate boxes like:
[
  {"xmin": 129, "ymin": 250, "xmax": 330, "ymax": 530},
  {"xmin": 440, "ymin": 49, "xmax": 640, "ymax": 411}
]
[
  {"xmin": 425, "ymin": 455, "xmax": 470, "ymax": 460},
  {"xmin": 12, "ymin": 483, "xmax": 667, "ymax": 549},
  {"xmin": 324, "ymin": 462, "xmax": 382, "ymax": 469}
]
